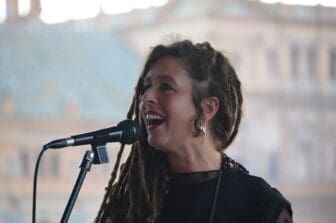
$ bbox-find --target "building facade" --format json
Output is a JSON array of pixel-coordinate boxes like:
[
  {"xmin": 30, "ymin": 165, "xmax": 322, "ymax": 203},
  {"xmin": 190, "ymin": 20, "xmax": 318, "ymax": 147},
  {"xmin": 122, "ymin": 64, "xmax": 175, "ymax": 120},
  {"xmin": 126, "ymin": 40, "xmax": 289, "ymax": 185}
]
[{"xmin": 1, "ymin": 0, "xmax": 336, "ymax": 222}]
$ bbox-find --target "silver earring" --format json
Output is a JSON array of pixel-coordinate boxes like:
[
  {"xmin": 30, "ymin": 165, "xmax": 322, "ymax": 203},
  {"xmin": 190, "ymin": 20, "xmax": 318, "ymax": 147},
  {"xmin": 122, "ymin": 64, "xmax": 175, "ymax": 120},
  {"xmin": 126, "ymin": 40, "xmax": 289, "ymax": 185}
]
[{"xmin": 200, "ymin": 124, "xmax": 207, "ymax": 136}]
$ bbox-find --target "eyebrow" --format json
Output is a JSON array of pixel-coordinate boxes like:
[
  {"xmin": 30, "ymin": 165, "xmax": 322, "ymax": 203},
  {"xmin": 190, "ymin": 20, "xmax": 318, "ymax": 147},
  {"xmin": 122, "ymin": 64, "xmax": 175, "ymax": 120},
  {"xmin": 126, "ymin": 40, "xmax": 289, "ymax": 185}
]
[{"xmin": 144, "ymin": 75, "xmax": 174, "ymax": 84}]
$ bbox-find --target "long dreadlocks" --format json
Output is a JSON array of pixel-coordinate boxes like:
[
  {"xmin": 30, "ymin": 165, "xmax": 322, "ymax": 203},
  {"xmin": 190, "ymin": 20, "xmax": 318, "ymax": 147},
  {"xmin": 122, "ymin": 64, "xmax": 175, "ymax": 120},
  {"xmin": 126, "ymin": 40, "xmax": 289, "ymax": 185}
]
[{"xmin": 95, "ymin": 39, "xmax": 243, "ymax": 223}]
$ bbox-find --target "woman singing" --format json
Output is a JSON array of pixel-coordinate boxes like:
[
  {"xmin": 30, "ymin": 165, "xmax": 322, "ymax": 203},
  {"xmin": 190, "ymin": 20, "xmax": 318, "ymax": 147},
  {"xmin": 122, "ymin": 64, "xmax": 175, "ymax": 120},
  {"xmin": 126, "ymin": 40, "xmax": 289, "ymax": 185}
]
[{"xmin": 95, "ymin": 40, "xmax": 293, "ymax": 223}]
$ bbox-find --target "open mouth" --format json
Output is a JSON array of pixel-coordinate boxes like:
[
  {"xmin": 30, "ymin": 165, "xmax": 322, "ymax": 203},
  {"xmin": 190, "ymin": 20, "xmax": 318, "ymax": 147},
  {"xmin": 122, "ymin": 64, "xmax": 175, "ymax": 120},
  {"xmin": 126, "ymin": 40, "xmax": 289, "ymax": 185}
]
[{"xmin": 145, "ymin": 113, "xmax": 166, "ymax": 129}]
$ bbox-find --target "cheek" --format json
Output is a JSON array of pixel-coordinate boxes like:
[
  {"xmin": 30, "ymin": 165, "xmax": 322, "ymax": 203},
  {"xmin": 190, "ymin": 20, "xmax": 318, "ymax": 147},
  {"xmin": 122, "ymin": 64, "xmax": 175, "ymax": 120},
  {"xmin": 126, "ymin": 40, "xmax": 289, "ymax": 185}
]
[
  {"xmin": 139, "ymin": 101, "xmax": 145, "ymax": 117},
  {"xmin": 171, "ymin": 98, "xmax": 197, "ymax": 124}
]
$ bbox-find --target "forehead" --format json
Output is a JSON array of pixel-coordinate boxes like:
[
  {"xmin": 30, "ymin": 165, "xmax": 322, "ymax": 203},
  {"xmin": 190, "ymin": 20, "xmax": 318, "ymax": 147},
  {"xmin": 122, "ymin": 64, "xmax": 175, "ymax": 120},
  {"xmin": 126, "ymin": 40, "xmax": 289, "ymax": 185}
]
[{"xmin": 144, "ymin": 57, "xmax": 189, "ymax": 82}]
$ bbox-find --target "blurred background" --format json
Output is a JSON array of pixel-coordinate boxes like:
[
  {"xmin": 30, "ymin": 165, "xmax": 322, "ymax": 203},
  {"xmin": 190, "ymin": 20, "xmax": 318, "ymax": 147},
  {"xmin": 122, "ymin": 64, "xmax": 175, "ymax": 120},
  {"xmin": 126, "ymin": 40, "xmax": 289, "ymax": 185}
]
[{"xmin": 1, "ymin": 0, "xmax": 336, "ymax": 222}]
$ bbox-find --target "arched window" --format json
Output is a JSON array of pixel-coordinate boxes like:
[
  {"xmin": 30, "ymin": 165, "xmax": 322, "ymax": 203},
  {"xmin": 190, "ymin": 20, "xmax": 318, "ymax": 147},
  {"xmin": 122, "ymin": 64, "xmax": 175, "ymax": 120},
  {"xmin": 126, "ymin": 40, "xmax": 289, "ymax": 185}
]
[{"xmin": 329, "ymin": 46, "xmax": 336, "ymax": 82}]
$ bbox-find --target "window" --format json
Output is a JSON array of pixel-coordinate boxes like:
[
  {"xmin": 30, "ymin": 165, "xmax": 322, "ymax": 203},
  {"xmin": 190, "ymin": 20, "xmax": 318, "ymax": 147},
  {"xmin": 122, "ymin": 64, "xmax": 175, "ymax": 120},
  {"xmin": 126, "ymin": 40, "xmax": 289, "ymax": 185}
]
[
  {"xmin": 330, "ymin": 47, "xmax": 336, "ymax": 81},
  {"xmin": 50, "ymin": 153, "xmax": 60, "ymax": 177},
  {"xmin": 5, "ymin": 154, "xmax": 19, "ymax": 178},
  {"xmin": 267, "ymin": 48, "xmax": 278, "ymax": 79},
  {"xmin": 268, "ymin": 152, "xmax": 279, "ymax": 180},
  {"xmin": 19, "ymin": 150, "xmax": 29, "ymax": 177},
  {"xmin": 5, "ymin": 150, "xmax": 30, "ymax": 178},
  {"xmin": 290, "ymin": 44, "xmax": 300, "ymax": 80},
  {"xmin": 33, "ymin": 153, "xmax": 60, "ymax": 178},
  {"xmin": 307, "ymin": 46, "xmax": 316, "ymax": 81}
]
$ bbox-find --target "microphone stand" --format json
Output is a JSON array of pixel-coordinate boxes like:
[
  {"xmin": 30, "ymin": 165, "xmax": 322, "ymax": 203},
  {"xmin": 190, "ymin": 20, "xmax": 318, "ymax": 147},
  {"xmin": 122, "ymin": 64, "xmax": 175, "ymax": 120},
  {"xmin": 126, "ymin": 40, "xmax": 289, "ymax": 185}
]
[{"xmin": 60, "ymin": 139, "xmax": 109, "ymax": 223}]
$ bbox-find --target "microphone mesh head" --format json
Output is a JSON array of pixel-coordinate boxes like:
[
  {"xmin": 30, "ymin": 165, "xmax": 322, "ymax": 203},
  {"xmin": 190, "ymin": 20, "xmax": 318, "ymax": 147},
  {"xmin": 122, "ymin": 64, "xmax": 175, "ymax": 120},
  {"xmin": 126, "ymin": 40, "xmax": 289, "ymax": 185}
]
[{"xmin": 117, "ymin": 119, "xmax": 141, "ymax": 144}]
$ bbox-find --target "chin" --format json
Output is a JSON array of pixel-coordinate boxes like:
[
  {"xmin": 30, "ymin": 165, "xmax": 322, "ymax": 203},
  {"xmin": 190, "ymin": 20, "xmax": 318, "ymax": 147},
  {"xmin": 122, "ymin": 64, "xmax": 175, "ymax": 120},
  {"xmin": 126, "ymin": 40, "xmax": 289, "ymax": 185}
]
[
  {"xmin": 148, "ymin": 138, "xmax": 168, "ymax": 151},
  {"xmin": 148, "ymin": 141, "xmax": 163, "ymax": 149}
]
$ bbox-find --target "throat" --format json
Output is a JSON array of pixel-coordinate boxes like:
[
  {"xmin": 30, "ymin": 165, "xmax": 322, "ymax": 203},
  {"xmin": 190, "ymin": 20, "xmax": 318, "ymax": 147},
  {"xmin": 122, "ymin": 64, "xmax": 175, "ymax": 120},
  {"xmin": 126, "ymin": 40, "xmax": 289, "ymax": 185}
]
[
  {"xmin": 167, "ymin": 151, "xmax": 222, "ymax": 173},
  {"xmin": 169, "ymin": 169, "xmax": 220, "ymax": 183}
]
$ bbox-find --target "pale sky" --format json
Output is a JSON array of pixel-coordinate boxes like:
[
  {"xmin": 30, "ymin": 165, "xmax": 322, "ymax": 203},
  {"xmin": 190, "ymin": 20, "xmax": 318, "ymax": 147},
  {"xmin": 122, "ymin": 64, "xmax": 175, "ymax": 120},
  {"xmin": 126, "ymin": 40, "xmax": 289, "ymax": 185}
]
[
  {"xmin": 260, "ymin": 0, "xmax": 336, "ymax": 6},
  {"xmin": 39, "ymin": 0, "xmax": 169, "ymax": 24},
  {"xmin": 0, "ymin": 0, "xmax": 335, "ymax": 24}
]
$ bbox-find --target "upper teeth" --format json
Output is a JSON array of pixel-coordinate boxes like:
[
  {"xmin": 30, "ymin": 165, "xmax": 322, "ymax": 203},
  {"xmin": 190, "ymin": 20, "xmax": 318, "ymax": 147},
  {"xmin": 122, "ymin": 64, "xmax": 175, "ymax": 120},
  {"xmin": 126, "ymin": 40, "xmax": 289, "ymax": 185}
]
[{"xmin": 146, "ymin": 114, "xmax": 163, "ymax": 120}]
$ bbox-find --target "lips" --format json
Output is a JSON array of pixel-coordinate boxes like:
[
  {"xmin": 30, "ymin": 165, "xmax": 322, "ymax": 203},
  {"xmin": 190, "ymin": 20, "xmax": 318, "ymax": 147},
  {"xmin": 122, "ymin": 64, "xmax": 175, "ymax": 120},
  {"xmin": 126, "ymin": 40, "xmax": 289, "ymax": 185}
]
[{"xmin": 144, "ymin": 110, "xmax": 166, "ymax": 129}]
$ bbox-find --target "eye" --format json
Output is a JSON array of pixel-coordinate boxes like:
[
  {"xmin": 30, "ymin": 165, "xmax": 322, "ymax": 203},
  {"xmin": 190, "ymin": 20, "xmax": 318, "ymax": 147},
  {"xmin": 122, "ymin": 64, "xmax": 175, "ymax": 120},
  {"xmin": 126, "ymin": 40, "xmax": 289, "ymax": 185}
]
[
  {"xmin": 159, "ymin": 83, "xmax": 174, "ymax": 92},
  {"xmin": 140, "ymin": 83, "xmax": 151, "ymax": 96}
]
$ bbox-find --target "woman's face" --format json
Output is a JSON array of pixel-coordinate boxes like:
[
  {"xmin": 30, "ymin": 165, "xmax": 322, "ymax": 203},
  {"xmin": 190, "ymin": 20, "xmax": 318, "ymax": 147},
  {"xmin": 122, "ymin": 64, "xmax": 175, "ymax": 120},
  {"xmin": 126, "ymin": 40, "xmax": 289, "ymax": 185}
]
[{"xmin": 139, "ymin": 56, "xmax": 198, "ymax": 152}]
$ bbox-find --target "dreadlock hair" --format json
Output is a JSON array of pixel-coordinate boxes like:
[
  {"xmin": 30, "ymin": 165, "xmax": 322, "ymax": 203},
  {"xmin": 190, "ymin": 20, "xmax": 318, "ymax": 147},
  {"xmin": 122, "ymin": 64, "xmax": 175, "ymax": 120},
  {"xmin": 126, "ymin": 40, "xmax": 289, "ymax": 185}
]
[{"xmin": 94, "ymin": 39, "xmax": 243, "ymax": 223}]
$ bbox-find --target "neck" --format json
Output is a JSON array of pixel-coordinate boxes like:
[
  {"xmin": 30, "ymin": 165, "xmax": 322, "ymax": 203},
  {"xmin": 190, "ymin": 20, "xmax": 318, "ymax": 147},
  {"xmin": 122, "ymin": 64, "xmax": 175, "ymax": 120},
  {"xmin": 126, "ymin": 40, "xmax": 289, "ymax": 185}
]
[{"xmin": 166, "ymin": 138, "xmax": 222, "ymax": 173}]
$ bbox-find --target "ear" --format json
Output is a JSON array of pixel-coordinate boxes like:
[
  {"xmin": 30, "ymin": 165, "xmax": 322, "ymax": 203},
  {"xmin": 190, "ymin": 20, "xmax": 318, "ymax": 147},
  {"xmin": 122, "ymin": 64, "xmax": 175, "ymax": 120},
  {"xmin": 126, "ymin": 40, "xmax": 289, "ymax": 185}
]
[{"xmin": 201, "ymin": 96, "xmax": 219, "ymax": 122}]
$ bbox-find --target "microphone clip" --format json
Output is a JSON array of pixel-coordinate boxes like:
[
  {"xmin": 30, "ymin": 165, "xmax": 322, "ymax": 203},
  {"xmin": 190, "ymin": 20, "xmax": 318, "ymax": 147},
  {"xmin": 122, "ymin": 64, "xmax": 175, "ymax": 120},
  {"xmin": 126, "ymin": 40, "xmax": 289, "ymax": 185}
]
[
  {"xmin": 91, "ymin": 136, "xmax": 109, "ymax": 164},
  {"xmin": 88, "ymin": 145, "xmax": 108, "ymax": 164}
]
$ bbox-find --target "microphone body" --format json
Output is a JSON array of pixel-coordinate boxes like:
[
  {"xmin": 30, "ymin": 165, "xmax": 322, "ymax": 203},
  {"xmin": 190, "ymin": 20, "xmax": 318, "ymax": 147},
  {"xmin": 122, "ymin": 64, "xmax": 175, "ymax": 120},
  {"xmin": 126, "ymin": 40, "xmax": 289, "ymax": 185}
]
[{"xmin": 45, "ymin": 119, "xmax": 140, "ymax": 149}]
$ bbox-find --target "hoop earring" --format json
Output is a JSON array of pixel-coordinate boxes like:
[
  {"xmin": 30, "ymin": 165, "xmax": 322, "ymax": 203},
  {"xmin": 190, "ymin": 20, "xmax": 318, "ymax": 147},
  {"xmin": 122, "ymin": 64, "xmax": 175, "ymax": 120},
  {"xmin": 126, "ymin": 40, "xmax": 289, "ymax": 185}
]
[
  {"xmin": 193, "ymin": 118, "xmax": 206, "ymax": 137},
  {"xmin": 200, "ymin": 124, "xmax": 207, "ymax": 136}
]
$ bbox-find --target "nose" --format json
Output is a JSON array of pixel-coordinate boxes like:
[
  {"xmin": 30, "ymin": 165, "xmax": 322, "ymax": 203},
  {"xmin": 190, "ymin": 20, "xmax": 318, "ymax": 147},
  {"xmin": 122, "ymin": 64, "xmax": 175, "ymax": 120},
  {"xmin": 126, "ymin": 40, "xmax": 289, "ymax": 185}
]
[{"xmin": 140, "ymin": 85, "xmax": 156, "ymax": 106}]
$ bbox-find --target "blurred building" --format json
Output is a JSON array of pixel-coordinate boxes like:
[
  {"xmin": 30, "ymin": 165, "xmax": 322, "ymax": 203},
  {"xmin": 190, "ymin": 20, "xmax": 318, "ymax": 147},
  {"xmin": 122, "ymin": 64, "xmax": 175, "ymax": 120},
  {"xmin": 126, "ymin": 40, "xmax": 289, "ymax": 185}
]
[{"xmin": 0, "ymin": 0, "xmax": 336, "ymax": 222}]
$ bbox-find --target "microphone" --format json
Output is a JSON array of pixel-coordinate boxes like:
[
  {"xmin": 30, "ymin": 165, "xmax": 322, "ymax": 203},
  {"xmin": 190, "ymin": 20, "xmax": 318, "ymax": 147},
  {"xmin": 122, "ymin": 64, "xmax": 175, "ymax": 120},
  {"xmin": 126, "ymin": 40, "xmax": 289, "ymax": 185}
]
[{"xmin": 45, "ymin": 119, "xmax": 140, "ymax": 149}]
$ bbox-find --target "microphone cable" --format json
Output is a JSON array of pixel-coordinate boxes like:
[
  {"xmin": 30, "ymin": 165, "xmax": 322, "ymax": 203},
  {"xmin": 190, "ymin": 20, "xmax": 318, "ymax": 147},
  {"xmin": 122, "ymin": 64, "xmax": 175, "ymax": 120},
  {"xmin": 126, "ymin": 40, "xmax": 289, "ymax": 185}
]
[{"xmin": 32, "ymin": 145, "xmax": 48, "ymax": 223}]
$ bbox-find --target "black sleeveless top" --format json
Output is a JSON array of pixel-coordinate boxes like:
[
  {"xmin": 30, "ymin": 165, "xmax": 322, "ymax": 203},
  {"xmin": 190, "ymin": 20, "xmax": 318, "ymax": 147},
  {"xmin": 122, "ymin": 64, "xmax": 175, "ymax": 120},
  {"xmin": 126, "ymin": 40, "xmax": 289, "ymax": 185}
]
[{"xmin": 157, "ymin": 155, "xmax": 292, "ymax": 223}]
